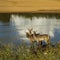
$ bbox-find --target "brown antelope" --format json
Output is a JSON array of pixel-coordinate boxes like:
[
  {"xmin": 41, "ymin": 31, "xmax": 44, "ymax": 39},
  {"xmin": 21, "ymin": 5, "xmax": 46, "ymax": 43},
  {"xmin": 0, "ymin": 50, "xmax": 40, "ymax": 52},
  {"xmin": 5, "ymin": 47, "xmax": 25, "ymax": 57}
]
[
  {"xmin": 26, "ymin": 28, "xmax": 35, "ymax": 43},
  {"xmin": 26, "ymin": 28, "xmax": 50, "ymax": 44},
  {"xmin": 33, "ymin": 31, "xmax": 50, "ymax": 44}
]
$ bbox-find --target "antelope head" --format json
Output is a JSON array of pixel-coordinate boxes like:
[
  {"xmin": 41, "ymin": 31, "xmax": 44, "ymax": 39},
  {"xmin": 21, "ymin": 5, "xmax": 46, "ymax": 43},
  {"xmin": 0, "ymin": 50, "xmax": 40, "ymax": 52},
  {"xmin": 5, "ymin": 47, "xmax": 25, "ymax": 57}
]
[
  {"xmin": 28, "ymin": 28, "xmax": 33, "ymax": 34},
  {"xmin": 26, "ymin": 28, "xmax": 35, "ymax": 42},
  {"xmin": 26, "ymin": 28, "xmax": 33, "ymax": 38}
]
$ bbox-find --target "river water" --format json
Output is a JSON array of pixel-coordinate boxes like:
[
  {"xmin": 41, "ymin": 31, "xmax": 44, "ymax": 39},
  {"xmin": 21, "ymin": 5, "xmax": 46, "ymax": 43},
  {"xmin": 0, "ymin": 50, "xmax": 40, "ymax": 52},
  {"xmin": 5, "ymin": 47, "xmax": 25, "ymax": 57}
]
[{"xmin": 0, "ymin": 14, "xmax": 60, "ymax": 45}]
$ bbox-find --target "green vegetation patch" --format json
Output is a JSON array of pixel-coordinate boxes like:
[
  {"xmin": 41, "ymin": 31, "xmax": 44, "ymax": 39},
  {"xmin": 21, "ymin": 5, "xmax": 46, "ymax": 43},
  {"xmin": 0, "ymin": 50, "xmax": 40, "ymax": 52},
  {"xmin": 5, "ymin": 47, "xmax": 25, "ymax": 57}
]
[{"xmin": 0, "ymin": 42, "xmax": 60, "ymax": 60}]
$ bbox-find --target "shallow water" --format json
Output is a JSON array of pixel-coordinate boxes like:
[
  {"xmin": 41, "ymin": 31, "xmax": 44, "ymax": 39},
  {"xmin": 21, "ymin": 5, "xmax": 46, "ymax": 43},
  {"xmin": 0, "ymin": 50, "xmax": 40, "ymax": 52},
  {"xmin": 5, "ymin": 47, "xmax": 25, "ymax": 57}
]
[{"xmin": 0, "ymin": 14, "xmax": 60, "ymax": 45}]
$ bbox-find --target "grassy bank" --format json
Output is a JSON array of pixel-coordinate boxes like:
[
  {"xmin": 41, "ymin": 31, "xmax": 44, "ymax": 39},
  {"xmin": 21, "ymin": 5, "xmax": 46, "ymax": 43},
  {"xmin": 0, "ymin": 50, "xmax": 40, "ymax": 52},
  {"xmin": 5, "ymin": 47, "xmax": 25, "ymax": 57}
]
[{"xmin": 0, "ymin": 43, "xmax": 60, "ymax": 60}]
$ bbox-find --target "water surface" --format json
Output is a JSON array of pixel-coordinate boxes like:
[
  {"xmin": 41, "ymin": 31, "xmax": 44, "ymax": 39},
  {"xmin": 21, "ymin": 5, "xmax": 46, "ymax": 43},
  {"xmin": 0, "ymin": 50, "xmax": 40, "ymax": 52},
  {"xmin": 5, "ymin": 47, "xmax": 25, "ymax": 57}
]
[{"xmin": 0, "ymin": 14, "xmax": 60, "ymax": 45}]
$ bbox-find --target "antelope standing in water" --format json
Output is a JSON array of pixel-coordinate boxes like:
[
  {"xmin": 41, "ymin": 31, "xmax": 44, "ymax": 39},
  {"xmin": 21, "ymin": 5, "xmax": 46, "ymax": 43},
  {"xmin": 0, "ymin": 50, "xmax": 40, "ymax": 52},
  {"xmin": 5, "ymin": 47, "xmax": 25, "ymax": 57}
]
[{"xmin": 26, "ymin": 28, "xmax": 50, "ymax": 45}]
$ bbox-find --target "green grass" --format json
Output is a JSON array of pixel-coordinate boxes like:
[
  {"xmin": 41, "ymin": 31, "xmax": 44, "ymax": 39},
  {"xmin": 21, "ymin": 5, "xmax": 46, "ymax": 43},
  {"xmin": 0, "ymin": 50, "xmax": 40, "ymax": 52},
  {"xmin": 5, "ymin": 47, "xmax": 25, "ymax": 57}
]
[{"xmin": 0, "ymin": 43, "xmax": 60, "ymax": 60}]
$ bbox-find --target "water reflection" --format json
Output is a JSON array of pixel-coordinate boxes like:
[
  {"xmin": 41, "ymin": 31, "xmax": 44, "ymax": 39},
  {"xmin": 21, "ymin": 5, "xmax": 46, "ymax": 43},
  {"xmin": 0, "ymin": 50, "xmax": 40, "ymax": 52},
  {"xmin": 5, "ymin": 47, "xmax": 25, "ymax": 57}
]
[
  {"xmin": 10, "ymin": 15, "xmax": 60, "ymax": 43},
  {"xmin": 0, "ymin": 14, "xmax": 60, "ymax": 45}
]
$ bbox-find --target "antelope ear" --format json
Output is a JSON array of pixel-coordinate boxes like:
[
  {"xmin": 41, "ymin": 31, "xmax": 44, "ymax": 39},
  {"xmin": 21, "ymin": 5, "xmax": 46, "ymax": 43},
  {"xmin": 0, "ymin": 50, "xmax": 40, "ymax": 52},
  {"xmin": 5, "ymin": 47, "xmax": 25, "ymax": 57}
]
[{"xmin": 31, "ymin": 28, "xmax": 33, "ymax": 31}]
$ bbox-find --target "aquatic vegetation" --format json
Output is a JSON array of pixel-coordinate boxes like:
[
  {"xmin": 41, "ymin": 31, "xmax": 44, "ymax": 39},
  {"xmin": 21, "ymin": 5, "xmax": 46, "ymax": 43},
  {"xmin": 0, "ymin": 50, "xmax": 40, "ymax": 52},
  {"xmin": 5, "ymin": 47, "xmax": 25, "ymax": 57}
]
[{"xmin": 0, "ymin": 42, "xmax": 60, "ymax": 60}]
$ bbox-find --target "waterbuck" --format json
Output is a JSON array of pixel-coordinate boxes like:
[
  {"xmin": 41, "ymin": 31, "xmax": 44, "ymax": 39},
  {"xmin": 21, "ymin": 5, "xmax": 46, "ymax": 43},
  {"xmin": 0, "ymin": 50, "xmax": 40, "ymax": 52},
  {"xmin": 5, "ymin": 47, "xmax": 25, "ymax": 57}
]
[
  {"xmin": 26, "ymin": 28, "xmax": 50, "ymax": 45},
  {"xmin": 26, "ymin": 28, "xmax": 35, "ymax": 42}
]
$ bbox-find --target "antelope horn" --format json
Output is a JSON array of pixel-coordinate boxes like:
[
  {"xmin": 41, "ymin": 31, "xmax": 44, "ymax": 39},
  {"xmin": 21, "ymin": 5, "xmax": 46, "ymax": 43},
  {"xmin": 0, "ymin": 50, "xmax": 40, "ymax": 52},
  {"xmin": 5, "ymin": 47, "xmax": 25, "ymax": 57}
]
[{"xmin": 28, "ymin": 28, "xmax": 33, "ymax": 32}]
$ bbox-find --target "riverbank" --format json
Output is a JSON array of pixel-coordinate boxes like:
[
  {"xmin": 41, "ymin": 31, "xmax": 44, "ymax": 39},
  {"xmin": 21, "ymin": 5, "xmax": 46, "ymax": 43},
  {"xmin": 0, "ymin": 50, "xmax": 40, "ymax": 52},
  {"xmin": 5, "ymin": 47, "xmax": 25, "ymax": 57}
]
[
  {"xmin": 0, "ymin": 13, "xmax": 60, "ymax": 21},
  {"xmin": 0, "ymin": 42, "xmax": 60, "ymax": 60}
]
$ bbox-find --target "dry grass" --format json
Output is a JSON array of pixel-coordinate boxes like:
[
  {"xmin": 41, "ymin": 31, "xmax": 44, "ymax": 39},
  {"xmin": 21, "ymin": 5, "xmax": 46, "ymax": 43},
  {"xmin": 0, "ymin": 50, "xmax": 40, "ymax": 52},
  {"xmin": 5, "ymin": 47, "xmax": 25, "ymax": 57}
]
[{"xmin": 0, "ymin": 0, "xmax": 60, "ymax": 13}]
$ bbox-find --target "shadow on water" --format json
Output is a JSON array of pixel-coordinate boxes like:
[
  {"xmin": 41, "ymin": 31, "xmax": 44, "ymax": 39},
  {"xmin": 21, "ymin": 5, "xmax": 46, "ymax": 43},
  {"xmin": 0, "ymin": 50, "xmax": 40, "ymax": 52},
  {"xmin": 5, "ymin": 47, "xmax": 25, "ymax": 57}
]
[{"xmin": 0, "ymin": 13, "xmax": 10, "ymax": 22}]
